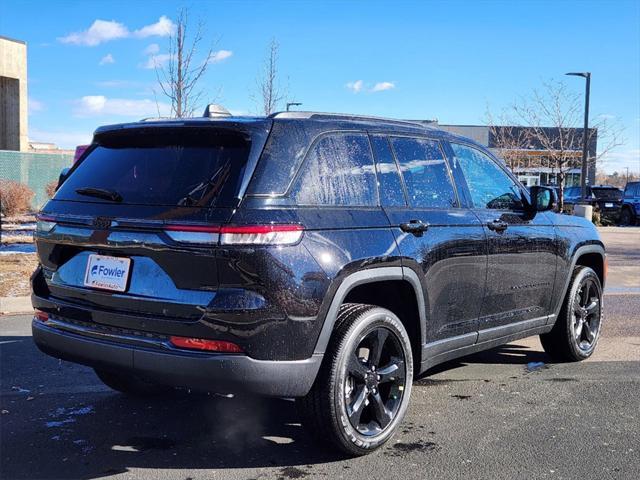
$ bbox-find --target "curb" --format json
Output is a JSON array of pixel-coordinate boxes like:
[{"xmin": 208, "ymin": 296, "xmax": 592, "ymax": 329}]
[{"xmin": 0, "ymin": 296, "xmax": 32, "ymax": 315}]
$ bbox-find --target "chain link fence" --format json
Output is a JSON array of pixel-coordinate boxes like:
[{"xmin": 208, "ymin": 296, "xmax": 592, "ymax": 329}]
[{"xmin": 0, "ymin": 150, "xmax": 73, "ymax": 210}]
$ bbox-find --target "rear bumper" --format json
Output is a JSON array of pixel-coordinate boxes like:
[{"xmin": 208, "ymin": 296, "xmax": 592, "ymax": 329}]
[{"xmin": 32, "ymin": 317, "xmax": 322, "ymax": 397}]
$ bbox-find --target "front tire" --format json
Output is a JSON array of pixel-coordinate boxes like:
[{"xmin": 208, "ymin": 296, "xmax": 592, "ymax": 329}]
[
  {"xmin": 620, "ymin": 207, "xmax": 635, "ymax": 226},
  {"xmin": 95, "ymin": 369, "xmax": 171, "ymax": 396},
  {"xmin": 299, "ymin": 303, "xmax": 413, "ymax": 456},
  {"xmin": 540, "ymin": 266, "xmax": 602, "ymax": 362}
]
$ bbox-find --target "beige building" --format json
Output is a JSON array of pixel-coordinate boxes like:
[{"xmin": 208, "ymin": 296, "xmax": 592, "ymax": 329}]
[{"xmin": 0, "ymin": 35, "xmax": 28, "ymax": 151}]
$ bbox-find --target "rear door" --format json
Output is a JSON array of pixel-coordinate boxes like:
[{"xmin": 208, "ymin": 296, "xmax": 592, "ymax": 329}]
[
  {"xmin": 37, "ymin": 125, "xmax": 265, "ymax": 323},
  {"xmin": 371, "ymin": 134, "xmax": 486, "ymax": 346},
  {"xmin": 447, "ymin": 142, "xmax": 558, "ymax": 336}
]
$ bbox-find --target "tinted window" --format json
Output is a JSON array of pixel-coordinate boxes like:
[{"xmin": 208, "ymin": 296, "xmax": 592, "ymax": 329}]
[
  {"xmin": 290, "ymin": 133, "xmax": 377, "ymax": 206},
  {"xmin": 451, "ymin": 143, "xmax": 523, "ymax": 210},
  {"xmin": 390, "ymin": 137, "xmax": 456, "ymax": 208},
  {"xmin": 370, "ymin": 135, "xmax": 406, "ymax": 207},
  {"xmin": 592, "ymin": 188, "xmax": 622, "ymax": 201},
  {"xmin": 56, "ymin": 128, "xmax": 250, "ymax": 207}
]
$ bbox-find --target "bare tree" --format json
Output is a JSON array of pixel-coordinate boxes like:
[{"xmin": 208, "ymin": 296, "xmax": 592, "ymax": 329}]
[
  {"xmin": 254, "ymin": 38, "xmax": 287, "ymax": 115},
  {"xmin": 488, "ymin": 80, "xmax": 624, "ymax": 210},
  {"xmin": 155, "ymin": 9, "xmax": 216, "ymax": 118}
]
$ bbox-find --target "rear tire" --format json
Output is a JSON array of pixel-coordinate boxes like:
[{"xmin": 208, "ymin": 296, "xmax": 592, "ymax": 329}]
[
  {"xmin": 95, "ymin": 369, "xmax": 171, "ymax": 396},
  {"xmin": 540, "ymin": 266, "xmax": 602, "ymax": 362},
  {"xmin": 298, "ymin": 303, "xmax": 413, "ymax": 456}
]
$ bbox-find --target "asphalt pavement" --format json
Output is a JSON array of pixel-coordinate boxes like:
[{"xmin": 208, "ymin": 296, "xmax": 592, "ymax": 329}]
[{"xmin": 1, "ymin": 227, "xmax": 638, "ymax": 480}]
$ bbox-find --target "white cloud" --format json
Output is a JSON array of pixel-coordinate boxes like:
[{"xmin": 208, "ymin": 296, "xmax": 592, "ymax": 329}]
[
  {"xmin": 29, "ymin": 127, "xmax": 93, "ymax": 149},
  {"xmin": 99, "ymin": 53, "xmax": 115, "ymax": 65},
  {"xmin": 346, "ymin": 80, "xmax": 364, "ymax": 93},
  {"xmin": 209, "ymin": 49, "xmax": 233, "ymax": 63},
  {"xmin": 140, "ymin": 53, "xmax": 172, "ymax": 69},
  {"xmin": 59, "ymin": 19, "xmax": 129, "ymax": 46},
  {"xmin": 144, "ymin": 43, "xmax": 160, "ymax": 55},
  {"xmin": 133, "ymin": 16, "xmax": 176, "ymax": 38},
  {"xmin": 28, "ymin": 98, "xmax": 44, "ymax": 114},
  {"xmin": 74, "ymin": 95, "xmax": 170, "ymax": 117},
  {"xmin": 58, "ymin": 16, "xmax": 175, "ymax": 46},
  {"xmin": 371, "ymin": 81, "xmax": 395, "ymax": 92}
]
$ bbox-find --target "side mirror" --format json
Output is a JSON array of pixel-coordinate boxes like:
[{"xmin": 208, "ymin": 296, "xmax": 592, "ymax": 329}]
[
  {"xmin": 57, "ymin": 167, "xmax": 71, "ymax": 191},
  {"xmin": 529, "ymin": 186, "xmax": 555, "ymax": 212}
]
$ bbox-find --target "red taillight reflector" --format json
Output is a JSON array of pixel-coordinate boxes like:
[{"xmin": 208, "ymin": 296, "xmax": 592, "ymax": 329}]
[
  {"xmin": 35, "ymin": 310, "xmax": 49, "ymax": 322},
  {"xmin": 169, "ymin": 336, "xmax": 243, "ymax": 353},
  {"xmin": 219, "ymin": 224, "xmax": 304, "ymax": 245}
]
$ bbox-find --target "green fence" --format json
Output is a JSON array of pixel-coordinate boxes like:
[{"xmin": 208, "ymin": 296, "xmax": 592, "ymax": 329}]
[{"xmin": 0, "ymin": 150, "xmax": 73, "ymax": 210}]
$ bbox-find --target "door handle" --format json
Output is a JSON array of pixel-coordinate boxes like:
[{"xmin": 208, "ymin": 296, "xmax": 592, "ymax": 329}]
[
  {"xmin": 487, "ymin": 219, "xmax": 508, "ymax": 232},
  {"xmin": 400, "ymin": 220, "xmax": 429, "ymax": 237}
]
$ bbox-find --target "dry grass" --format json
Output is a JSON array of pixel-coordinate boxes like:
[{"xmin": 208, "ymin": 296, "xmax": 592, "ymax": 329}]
[
  {"xmin": 0, "ymin": 254, "xmax": 37, "ymax": 297},
  {"xmin": 1, "ymin": 235, "xmax": 34, "ymax": 244}
]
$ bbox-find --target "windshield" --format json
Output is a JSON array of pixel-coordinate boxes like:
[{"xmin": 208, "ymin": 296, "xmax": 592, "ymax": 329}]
[
  {"xmin": 55, "ymin": 128, "xmax": 251, "ymax": 207},
  {"xmin": 592, "ymin": 188, "xmax": 622, "ymax": 201}
]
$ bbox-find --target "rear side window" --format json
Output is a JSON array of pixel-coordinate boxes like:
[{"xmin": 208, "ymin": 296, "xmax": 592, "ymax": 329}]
[
  {"xmin": 390, "ymin": 137, "xmax": 456, "ymax": 208},
  {"xmin": 55, "ymin": 128, "xmax": 250, "ymax": 207},
  {"xmin": 370, "ymin": 135, "xmax": 407, "ymax": 207},
  {"xmin": 289, "ymin": 133, "xmax": 377, "ymax": 206}
]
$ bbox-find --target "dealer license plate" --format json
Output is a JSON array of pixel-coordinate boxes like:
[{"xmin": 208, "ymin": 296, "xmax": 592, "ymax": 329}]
[{"xmin": 84, "ymin": 254, "xmax": 131, "ymax": 292}]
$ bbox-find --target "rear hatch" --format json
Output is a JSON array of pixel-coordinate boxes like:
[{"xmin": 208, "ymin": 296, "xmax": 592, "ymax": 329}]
[
  {"xmin": 592, "ymin": 187, "xmax": 623, "ymax": 211},
  {"xmin": 35, "ymin": 120, "xmax": 271, "ymax": 321}
]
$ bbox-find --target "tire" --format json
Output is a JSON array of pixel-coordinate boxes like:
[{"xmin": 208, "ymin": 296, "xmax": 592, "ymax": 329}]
[
  {"xmin": 298, "ymin": 303, "xmax": 413, "ymax": 456},
  {"xmin": 94, "ymin": 369, "xmax": 171, "ymax": 396},
  {"xmin": 540, "ymin": 266, "xmax": 603, "ymax": 362},
  {"xmin": 620, "ymin": 207, "xmax": 635, "ymax": 226}
]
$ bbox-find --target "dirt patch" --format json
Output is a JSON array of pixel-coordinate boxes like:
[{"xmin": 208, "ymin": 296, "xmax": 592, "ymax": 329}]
[{"xmin": 0, "ymin": 253, "xmax": 37, "ymax": 297}]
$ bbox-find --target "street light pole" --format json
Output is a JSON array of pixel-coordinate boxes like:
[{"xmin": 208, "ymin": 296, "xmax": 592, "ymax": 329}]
[{"xmin": 566, "ymin": 72, "xmax": 591, "ymax": 201}]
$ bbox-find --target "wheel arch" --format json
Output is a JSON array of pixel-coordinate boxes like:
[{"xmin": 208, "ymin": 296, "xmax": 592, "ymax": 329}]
[
  {"xmin": 553, "ymin": 244, "xmax": 606, "ymax": 318},
  {"xmin": 313, "ymin": 267, "xmax": 426, "ymax": 367}
]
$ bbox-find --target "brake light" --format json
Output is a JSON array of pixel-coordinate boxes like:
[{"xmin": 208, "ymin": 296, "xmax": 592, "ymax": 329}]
[
  {"xmin": 220, "ymin": 224, "xmax": 303, "ymax": 245},
  {"xmin": 36, "ymin": 214, "xmax": 57, "ymax": 233},
  {"xmin": 34, "ymin": 310, "xmax": 49, "ymax": 322},
  {"xmin": 163, "ymin": 224, "xmax": 303, "ymax": 245},
  {"xmin": 169, "ymin": 336, "xmax": 243, "ymax": 353}
]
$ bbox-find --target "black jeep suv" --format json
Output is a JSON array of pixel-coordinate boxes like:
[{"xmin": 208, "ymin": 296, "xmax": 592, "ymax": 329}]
[{"xmin": 32, "ymin": 111, "xmax": 605, "ymax": 455}]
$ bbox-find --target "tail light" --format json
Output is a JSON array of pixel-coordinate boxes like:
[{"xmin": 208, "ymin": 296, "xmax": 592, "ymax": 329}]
[
  {"xmin": 220, "ymin": 225, "xmax": 303, "ymax": 245},
  {"xmin": 164, "ymin": 224, "xmax": 303, "ymax": 246},
  {"xmin": 36, "ymin": 214, "xmax": 57, "ymax": 233},
  {"xmin": 169, "ymin": 336, "xmax": 243, "ymax": 353},
  {"xmin": 34, "ymin": 310, "xmax": 49, "ymax": 322}
]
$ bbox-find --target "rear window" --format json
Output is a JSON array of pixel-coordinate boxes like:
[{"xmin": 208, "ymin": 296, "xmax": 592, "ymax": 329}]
[
  {"xmin": 55, "ymin": 128, "xmax": 251, "ymax": 207},
  {"xmin": 592, "ymin": 188, "xmax": 622, "ymax": 201}
]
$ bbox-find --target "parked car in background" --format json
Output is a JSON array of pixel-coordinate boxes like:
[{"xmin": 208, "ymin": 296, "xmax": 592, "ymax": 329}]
[
  {"xmin": 620, "ymin": 181, "xmax": 640, "ymax": 225},
  {"xmin": 32, "ymin": 111, "xmax": 606, "ymax": 455},
  {"xmin": 564, "ymin": 185, "xmax": 623, "ymax": 221}
]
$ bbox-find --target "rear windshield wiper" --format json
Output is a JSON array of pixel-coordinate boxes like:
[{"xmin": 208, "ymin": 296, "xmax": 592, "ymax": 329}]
[{"xmin": 75, "ymin": 187, "xmax": 123, "ymax": 202}]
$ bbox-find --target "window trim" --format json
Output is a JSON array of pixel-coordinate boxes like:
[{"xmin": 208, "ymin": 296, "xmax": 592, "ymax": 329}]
[
  {"xmin": 448, "ymin": 140, "xmax": 530, "ymax": 212},
  {"xmin": 284, "ymin": 130, "xmax": 381, "ymax": 208},
  {"xmin": 388, "ymin": 134, "xmax": 461, "ymax": 210}
]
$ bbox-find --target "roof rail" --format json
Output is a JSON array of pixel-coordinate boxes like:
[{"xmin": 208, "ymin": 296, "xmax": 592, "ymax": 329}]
[{"xmin": 269, "ymin": 111, "xmax": 427, "ymax": 128}]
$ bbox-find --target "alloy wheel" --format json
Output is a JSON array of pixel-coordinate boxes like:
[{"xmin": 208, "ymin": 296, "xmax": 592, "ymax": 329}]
[
  {"xmin": 344, "ymin": 327, "xmax": 407, "ymax": 436},
  {"xmin": 571, "ymin": 277, "xmax": 601, "ymax": 352}
]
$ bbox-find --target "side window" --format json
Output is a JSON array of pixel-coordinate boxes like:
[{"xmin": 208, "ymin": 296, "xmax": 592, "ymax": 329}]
[
  {"xmin": 389, "ymin": 137, "xmax": 457, "ymax": 208},
  {"xmin": 290, "ymin": 133, "xmax": 377, "ymax": 206},
  {"xmin": 450, "ymin": 143, "xmax": 524, "ymax": 210},
  {"xmin": 370, "ymin": 135, "xmax": 407, "ymax": 207}
]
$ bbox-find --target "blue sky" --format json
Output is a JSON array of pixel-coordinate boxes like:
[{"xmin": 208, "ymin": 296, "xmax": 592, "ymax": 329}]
[{"xmin": 2, "ymin": 0, "xmax": 639, "ymax": 173}]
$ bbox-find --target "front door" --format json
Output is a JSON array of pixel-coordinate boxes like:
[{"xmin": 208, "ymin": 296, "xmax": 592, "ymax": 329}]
[
  {"xmin": 370, "ymin": 134, "xmax": 487, "ymax": 347},
  {"xmin": 448, "ymin": 142, "xmax": 558, "ymax": 335}
]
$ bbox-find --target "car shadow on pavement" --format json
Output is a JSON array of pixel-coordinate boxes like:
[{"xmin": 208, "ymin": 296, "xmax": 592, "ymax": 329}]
[{"xmin": 0, "ymin": 336, "xmax": 346, "ymax": 480}]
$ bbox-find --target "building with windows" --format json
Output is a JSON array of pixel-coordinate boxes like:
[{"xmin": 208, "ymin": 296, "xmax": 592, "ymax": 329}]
[
  {"xmin": 418, "ymin": 123, "xmax": 597, "ymax": 188},
  {"xmin": 0, "ymin": 36, "xmax": 28, "ymax": 151}
]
